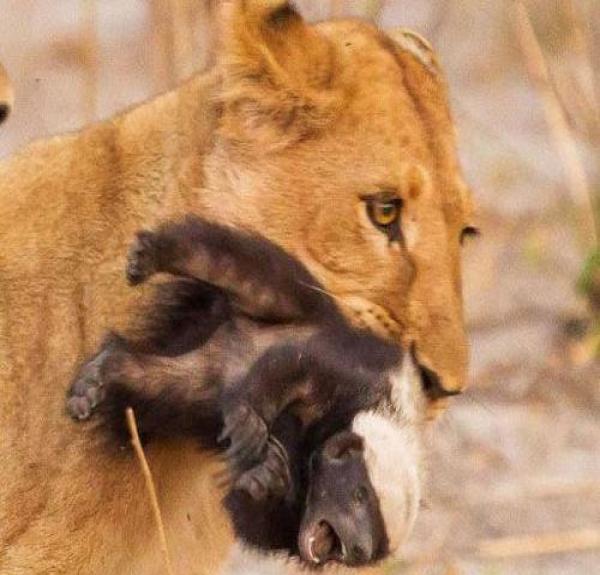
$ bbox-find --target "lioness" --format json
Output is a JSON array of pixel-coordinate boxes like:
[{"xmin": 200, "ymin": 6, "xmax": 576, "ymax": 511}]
[{"xmin": 0, "ymin": 1, "xmax": 475, "ymax": 574}]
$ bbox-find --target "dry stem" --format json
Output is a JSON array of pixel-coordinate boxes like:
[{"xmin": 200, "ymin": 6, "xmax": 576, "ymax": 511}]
[
  {"xmin": 512, "ymin": 1, "xmax": 598, "ymax": 250},
  {"xmin": 81, "ymin": 0, "xmax": 98, "ymax": 123},
  {"xmin": 126, "ymin": 408, "xmax": 176, "ymax": 575},
  {"xmin": 563, "ymin": 0, "xmax": 599, "ymax": 113}
]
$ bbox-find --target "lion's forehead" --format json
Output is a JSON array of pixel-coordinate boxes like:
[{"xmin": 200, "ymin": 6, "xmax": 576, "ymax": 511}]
[{"xmin": 314, "ymin": 22, "xmax": 470, "ymax": 222}]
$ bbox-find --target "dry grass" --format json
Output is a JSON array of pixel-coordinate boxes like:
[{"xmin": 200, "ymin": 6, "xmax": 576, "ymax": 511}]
[
  {"xmin": 126, "ymin": 408, "xmax": 176, "ymax": 575},
  {"xmin": 512, "ymin": 0, "xmax": 597, "ymax": 252}
]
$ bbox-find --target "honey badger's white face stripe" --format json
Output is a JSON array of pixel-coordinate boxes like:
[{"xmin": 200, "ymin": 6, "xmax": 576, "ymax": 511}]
[
  {"xmin": 352, "ymin": 354, "xmax": 426, "ymax": 554},
  {"xmin": 352, "ymin": 412, "xmax": 421, "ymax": 554},
  {"xmin": 389, "ymin": 351, "xmax": 425, "ymax": 422}
]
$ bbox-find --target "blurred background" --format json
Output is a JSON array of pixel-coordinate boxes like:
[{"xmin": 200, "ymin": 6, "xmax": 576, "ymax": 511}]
[{"xmin": 0, "ymin": 1, "xmax": 598, "ymax": 573}]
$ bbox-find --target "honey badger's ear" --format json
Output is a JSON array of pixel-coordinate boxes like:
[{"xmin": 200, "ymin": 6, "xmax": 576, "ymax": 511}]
[
  {"xmin": 217, "ymin": 0, "xmax": 337, "ymax": 143},
  {"xmin": 323, "ymin": 431, "xmax": 365, "ymax": 463},
  {"xmin": 0, "ymin": 63, "xmax": 13, "ymax": 125}
]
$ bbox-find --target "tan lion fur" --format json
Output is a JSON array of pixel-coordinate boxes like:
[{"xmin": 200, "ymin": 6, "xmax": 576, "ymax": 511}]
[{"xmin": 0, "ymin": 1, "xmax": 474, "ymax": 573}]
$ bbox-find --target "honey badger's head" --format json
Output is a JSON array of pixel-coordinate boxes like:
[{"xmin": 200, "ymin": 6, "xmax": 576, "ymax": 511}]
[{"xmin": 299, "ymin": 411, "xmax": 421, "ymax": 566}]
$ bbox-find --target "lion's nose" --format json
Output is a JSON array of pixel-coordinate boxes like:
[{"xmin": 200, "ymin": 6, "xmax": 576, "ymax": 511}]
[
  {"xmin": 418, "ymin": 362, "xmax": 461, "ymax": 400},
  {"xmin": 411, "ymin": 344, "xmax": 462, "ymax": 401}
]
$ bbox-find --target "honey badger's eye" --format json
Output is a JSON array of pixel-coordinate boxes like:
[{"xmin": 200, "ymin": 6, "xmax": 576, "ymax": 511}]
[
  {"xmin": 353, "ymin": 486, "xmax": 368, "ymax": 504},
  {"xmin": 361, "ymin": 193, "xmax": 403, "ymax": 241}
]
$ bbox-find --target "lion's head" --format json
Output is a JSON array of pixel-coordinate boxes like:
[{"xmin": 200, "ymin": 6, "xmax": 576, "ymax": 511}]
[{"xmin": 202, "ymin": 0, "xmax": 476, "ymax": 402}]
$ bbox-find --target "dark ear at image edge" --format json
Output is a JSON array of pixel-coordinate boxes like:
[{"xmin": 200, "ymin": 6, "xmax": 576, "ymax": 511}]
[
  {"xmin": 0, "ymin": 103, "xmax": 9, "ymax": 124},
  {"xmin": 268, "ymin": 1, "xmax": 300, "ymax": 25}
]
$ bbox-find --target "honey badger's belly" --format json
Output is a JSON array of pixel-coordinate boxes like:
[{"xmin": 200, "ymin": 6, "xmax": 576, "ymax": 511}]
[{"xmin": 214, "ymin": 318, "xmax": 315, "ymax": 387}]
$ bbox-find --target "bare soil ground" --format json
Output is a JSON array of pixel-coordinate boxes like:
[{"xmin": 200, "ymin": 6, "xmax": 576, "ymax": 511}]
[{"xmin": 0, "ymin": 2, "xmax": 598, "ymax": 573}]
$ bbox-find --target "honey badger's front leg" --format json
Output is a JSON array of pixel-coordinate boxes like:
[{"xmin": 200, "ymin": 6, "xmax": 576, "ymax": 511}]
[
  {"xmin": 125, "ymin": 216, "xmax": 338, "ymax": 322},
  {"xmin": 66, "ymin": 333, "xmax": 222, "ymax": 441}
]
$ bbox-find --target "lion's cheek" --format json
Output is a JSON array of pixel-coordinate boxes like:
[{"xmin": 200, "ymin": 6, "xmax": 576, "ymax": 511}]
[{"xmin": 304, "ymin": 204, "xmax": 373, "ymax": 275}]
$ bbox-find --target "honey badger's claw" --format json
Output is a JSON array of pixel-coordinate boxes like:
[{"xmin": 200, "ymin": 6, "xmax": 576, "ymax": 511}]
[
  {"xmin": 234, "ymin": 438, "xmax": 292, "ymax": 501},
  {"xmin": 66, "ymin": 337, "xmax": 128, "ymax": 421},
  {"xmin": 220, "ymin": 403, "xmax": 268, "ymax": 471},
  {"xmin": 126, "ymin": 231, "xmax": 158, "ymax": 286},
  {"xmin": 236, "ymin": 473, "xmax": 268, "ymax": 501},
  {"xmin": 66, "ymin": 353, "xmax": 107, "ymax": 421},
  {"xmin": 225, "ymin": 425, "xmax": 268, "ymax": 462},
  {"xmin": 67, "ymin": 395, "xmax": 93, "ymax": 421},
  {"xmin": 214, "ymin": 465, "xmax": 233, "ymax": 491}
]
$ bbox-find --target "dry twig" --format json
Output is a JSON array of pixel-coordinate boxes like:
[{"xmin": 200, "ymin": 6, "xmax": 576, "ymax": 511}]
[
  {"xmin": 126, "ymin": 408, "xmax": 176, "ymax": 575},
  {"xmin": 512, "ymin": 1, "xmax": 597, "ymax": 250},
  {"xmin": 81, "ymin": 0, "xmax": 98, "ymax": 123},
  {"xmin": 563, "ymin": 0, "xmax": 599, "ymax": 113}
]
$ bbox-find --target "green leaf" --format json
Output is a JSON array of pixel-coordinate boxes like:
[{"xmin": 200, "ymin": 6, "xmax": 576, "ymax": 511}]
[{"xmin": 577, "ymin": 249, "xmax": 600, "ymax": 296}]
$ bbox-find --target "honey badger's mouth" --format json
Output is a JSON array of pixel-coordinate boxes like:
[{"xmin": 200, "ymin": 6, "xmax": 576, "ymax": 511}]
[{"xmin": 299, "ymin": 520, "xmax": 346, "ymax": 565}]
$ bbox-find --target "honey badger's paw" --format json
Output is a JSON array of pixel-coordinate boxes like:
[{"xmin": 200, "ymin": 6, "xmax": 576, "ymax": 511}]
[
  {"xmin": 126, "ymin": 230, "xmax": 160, "ymax": 286},
  {"xmin": 219, "ymin": 403, "xmax": 269, "ymax": 472},
  {"xmin": 66, "ymin": 334, "xmax": 129, "ymax": 421},
  {"xmin": 234, "ymin": 437, "xmax": 292, "ymax": 502},
  {"xmin": 66, "ymin": 351, "xmax": 109, "ymax": 421}
]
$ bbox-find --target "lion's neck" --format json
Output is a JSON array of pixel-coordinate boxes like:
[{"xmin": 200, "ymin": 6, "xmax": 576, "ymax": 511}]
[{"xmin": 105, "ymin": 69, "xmax": 221, "ymax": 229}]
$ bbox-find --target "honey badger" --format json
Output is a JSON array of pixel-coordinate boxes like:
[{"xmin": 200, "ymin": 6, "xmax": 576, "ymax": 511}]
[{"xmin": 68, "ymin": 216, "xmax": 425, "ymax": 565}]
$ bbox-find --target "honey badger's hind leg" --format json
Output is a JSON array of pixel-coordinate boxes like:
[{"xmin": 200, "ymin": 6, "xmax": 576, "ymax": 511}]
[{"xmin": 125, "ymin": 216, "xmax": 340, "ymax": 322}]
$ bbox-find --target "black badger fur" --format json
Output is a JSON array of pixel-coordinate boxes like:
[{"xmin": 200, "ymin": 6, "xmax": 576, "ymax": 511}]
[{"xmin": 67, "ymin": 217, "xmax": 425, "ymax": 565}]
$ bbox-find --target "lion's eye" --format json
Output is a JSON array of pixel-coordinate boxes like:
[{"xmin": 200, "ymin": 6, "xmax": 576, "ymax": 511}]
[
  {"xmin": 372, "ymin": 201, "xmax": 399, "ymax": 227},
  {"xmin": 361, "ymin": 193, "xmax": 403, "ymax": 241}
]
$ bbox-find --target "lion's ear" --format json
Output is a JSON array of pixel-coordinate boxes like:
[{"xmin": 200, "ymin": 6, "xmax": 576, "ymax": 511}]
[{"xmin": 217, "ymin": 0, "xmax": 337, "ymax": 144}]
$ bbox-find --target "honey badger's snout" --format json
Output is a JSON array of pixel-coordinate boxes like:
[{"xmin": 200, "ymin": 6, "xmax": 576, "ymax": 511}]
[
  {"xmin": 298, "ymin": 431, "xmax": 388, "ymax": 566},
  {"xmin": 299, "ymin": 515, "xmax": 377, "ymax": 566}
]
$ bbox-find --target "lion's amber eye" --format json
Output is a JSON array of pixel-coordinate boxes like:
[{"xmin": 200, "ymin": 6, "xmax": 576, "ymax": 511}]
[
  {"xmin": 361, "ymin": 193, "xmax": 403, "ymax": 242},
  {"xmin": 372, "ymin": 201, "xmax": 399, "ymax": 226}
]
